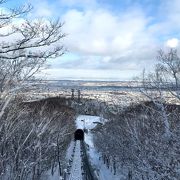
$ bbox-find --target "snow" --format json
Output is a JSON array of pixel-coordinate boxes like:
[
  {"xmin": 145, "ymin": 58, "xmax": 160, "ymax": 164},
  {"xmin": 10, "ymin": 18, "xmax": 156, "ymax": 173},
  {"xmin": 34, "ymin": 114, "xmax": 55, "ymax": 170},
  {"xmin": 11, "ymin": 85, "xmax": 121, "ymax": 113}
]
[
  {"xmin": 69, "ymin": 140, "xmax": 83, "ymax": 180},
  {"xmin": 66, "ymin": 141, "xmax": 75, "ymax": 160},
  {"xmin": 76, "ymin": 115, "xmax": 123, "ymax": 180},
  {"xmin": 42, "ymin": 168, "xmax": 61, "ymax": 180},
  {"xmin": 76, "ymin": 115, "xmax": 103, "ymax": 130}
]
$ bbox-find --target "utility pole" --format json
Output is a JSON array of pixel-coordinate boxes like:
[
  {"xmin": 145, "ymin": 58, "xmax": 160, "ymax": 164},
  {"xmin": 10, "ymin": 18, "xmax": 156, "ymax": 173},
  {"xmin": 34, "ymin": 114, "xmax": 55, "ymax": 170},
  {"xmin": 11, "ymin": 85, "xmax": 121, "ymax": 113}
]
[
  {"xmin": 71, "ymin": 89, "xmax": 74, "ymax": 100},
  {"xmin": 78, "ymin": 89, "xmax": 81, "ymax": 103}
]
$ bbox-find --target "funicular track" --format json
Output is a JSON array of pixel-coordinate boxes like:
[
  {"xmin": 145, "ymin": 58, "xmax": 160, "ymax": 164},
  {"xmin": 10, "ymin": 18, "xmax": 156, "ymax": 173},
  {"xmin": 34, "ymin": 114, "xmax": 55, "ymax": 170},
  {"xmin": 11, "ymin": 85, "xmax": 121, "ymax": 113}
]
[
  {"xmin": 69, "ymin": 140, "xmax": 83, "ymax": 180},
  {"xmin": 68, "ymin": 137, "xmax": 97, "ymax": 180},
  {"xmin": 81, "ymin": 140, "xmax": 96, "ymax": 180}
]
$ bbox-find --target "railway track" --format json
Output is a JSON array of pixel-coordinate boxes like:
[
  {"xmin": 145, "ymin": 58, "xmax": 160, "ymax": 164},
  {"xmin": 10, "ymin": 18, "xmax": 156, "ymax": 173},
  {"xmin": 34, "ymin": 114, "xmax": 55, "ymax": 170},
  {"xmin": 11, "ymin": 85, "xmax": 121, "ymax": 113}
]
[
  {"xmin": 69, "ymin": 140, "xmax": 83, "ymax": 180},
  {"xmin": 67, "ymin": 139, "xmax": 97, "ymax": 180}
]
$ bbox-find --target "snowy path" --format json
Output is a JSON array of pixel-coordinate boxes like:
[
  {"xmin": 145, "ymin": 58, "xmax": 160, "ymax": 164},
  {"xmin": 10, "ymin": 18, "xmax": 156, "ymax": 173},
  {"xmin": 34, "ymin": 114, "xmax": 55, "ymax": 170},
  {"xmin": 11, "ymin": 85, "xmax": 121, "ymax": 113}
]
[{"xmin": 69, "ymin": 140, "xmax": 83, "ymax": 180}]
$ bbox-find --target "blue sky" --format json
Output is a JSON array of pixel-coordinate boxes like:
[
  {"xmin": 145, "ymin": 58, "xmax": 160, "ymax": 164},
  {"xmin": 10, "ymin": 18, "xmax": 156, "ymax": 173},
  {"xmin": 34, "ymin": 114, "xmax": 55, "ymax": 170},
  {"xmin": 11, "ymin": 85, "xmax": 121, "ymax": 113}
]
[{"xmin": 6, "ymin": 0, "xmax": 180, "ymax": 80}]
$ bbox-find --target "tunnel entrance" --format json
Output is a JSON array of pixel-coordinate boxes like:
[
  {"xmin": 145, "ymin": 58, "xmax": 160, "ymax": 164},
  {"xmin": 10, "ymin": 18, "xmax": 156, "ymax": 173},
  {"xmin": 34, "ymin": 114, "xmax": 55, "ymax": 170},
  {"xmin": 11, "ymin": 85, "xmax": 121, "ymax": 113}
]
[{"xmin": 74, "ymin": 129, "xmax": 84, "ymax": 141}]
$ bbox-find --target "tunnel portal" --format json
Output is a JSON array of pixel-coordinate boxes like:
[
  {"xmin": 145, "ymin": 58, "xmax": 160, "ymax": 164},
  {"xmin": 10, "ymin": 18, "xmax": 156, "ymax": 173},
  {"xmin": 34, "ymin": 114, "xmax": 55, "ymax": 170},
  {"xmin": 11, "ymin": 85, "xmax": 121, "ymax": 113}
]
[{"xmin": 74, "ymin": 129, "xmax": 84, "ymax": 141}]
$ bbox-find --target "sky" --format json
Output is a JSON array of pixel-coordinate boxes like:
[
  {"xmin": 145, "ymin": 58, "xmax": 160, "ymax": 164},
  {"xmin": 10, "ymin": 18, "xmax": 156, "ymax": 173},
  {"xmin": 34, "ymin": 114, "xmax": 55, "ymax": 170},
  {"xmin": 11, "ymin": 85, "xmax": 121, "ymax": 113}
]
[{"xmin": 5, "ymin": 0, "xmax": 180, "ymax": 80}]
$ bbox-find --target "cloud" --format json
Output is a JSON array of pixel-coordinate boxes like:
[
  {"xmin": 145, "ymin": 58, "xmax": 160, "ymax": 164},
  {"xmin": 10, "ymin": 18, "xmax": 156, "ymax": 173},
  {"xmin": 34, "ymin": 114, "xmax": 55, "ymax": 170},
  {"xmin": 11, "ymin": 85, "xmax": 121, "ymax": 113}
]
[
  {"xmin": 59, "ymin": 5, "xmax": 159, "ymax": 75},
  {"xmin": 60, "ymin": 0, "xmax": 97, "ymax": 9},
  {"xmin": 166, "ymin": 38, "xmax": 179, "ymax": 48},
  {"xmin": 62, "ymin": 8, "xmax": 156, "ymax": 55},
  {"xmin": 29, "ymin": 0, "xmax": 56, "ymax": 18},
  {"xmin": 25, "ymin": 0, "xmax": 180, "ymax": 79}
]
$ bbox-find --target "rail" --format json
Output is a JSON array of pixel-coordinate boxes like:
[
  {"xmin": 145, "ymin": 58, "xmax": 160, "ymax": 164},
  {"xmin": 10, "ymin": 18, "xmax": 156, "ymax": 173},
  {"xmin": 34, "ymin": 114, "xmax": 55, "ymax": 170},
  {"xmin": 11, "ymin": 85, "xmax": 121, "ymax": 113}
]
[{"xmin": 66, "ymin": 140, "xmax": 98, "ymax": 180}]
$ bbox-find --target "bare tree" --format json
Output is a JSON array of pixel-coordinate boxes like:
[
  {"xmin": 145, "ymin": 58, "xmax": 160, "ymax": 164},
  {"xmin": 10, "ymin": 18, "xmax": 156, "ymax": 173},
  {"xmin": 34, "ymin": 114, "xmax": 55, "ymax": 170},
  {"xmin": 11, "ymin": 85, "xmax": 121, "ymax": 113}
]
[
  {"xmin": 0, "ymin": 2, "xmax": 70, "ymax": 179},
  {"xmin": 0, "ymin": 97, "xmax": 76, "ymax": 180},
  {"xmin": 93, "ymin": 49, "xmax": 180, "ymax": 179},
  {"xmin": 0, "ymin": 1, "xmax": 66, "ymax": 123},
  {"xmin": 0, "ymin": 1, "xmax": 65, "ymax": 96},
  {"xmin": 140, "ymin": 69, "xmax": 171, "ymax": 137},
  {"xmin": 155, "ymin": 49, "xmax": 180, "ymax": 99},
  {"xmin": 138, "ymin": 49, "xmax": 180, "ymax": 138}
]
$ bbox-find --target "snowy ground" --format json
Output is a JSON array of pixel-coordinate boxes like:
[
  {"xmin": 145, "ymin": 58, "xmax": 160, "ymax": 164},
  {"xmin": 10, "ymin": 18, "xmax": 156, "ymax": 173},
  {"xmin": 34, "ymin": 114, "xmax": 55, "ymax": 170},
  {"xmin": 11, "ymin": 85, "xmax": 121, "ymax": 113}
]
[{"xmin": 76, "ymin": 115, "xmax": 123, "ymax": 180}]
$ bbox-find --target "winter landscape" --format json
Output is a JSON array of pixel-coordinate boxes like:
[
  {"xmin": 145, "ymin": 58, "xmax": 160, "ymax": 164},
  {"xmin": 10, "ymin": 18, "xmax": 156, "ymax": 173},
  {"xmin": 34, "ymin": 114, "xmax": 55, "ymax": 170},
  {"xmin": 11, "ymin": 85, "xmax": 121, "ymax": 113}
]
[{"xmin": 1, "ymin": 0, "xmax": 180, "ymax": 180}]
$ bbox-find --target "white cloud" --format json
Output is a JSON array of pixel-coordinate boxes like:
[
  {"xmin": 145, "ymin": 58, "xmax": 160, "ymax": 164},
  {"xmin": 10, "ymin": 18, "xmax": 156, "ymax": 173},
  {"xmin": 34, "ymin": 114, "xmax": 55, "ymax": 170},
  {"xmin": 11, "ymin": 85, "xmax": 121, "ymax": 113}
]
[
  {"xmin": 27, "ymin": 0, "xmax": 180, "ymax": 79},
  {"xmin": 59, "ymin": 6, "xmax": 159, "ymax": 76},
  {"xmin": 166, "ymin": 38, "xmax": 179, "ymax": 48},
  {"xmin": 29, "ymin": 0, "xmax": 55, "ymax": 18},
  {"xmin": 62, "ymin": 8, "xmax": 156, "ymax": 56}
]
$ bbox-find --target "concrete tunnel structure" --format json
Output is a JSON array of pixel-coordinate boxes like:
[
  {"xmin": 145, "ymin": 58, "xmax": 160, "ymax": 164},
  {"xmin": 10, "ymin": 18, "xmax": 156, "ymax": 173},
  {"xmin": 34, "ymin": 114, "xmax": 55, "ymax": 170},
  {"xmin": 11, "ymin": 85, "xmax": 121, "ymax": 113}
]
[{"xmin": 74, "ymin": 129, "xmax": 84, "ymax": 141}]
